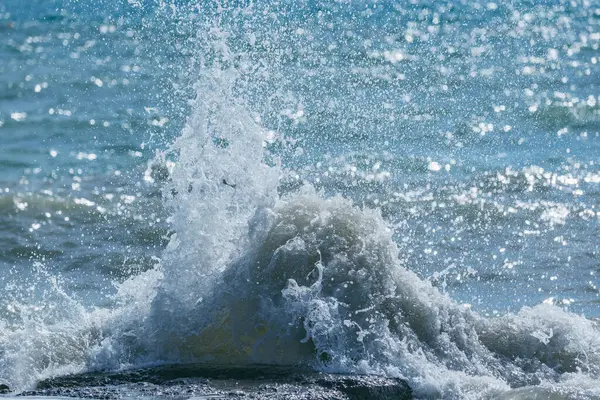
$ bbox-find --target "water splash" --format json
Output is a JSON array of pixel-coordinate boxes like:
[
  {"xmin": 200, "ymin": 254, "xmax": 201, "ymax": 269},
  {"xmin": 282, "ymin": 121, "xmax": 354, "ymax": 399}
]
[{"xmin": 1, "ymin": 2, "xmax": 600, "ymax": 400}]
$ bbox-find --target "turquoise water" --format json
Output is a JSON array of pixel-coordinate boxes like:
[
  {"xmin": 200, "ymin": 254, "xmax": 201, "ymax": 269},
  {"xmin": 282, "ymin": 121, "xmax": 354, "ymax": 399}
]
[{"xmin": 1, "ymin": 0, "xmax": 600, "ymax": 398}]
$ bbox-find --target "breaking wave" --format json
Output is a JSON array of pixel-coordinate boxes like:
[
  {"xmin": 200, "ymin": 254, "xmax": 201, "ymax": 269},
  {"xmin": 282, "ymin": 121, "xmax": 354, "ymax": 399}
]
[{"xmin": 1, "ymin": 5, "xmax": 600, "ymax": 400}]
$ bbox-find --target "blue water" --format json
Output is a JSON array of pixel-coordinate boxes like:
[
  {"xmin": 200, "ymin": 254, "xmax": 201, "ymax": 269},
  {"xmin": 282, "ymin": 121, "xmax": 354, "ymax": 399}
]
[{"xmin": 1, "ymin": 0, "xmax": 600, "ymax": 398}]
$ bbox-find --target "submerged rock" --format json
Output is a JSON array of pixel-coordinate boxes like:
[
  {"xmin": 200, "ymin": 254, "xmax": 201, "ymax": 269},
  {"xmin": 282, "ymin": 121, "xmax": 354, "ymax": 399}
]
[
  {"xmin": 28, "ymin": 364, "xmax": 412, "ymax": 399},
  {"xmin": 312, "ymin": 375, "xmax": 412, "ymax": 400}
]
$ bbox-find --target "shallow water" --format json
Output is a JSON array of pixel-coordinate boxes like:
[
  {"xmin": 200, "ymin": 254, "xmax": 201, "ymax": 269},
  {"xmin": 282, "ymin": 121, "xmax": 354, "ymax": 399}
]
[{"xmin": 1, "ymin": 0, "xmax": 600, "ymax": 399}]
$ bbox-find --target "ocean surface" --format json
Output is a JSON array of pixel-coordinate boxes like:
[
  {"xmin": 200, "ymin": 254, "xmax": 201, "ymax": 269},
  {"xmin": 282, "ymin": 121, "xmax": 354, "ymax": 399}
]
[{"xmin": 1, "ymin": 0, "xmax": 600, "ymax": 398}]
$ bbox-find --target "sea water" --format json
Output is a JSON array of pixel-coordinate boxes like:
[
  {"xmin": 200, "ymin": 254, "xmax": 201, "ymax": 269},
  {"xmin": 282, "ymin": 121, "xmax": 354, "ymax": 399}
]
[{"xmin": 1, "ymin": 0, "xmax": 600, "ymax": 398}]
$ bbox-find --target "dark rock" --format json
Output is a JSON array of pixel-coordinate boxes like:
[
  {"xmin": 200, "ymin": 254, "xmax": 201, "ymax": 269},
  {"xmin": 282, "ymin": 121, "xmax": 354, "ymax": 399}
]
[
  {"xmin": 314, "ymin": 375, "xmax": 412, "ymax": 400},
  {"xmin": 32, "ymin": 364, "xmax": 412, "ymax": 400},
  {"xmin": 0, "ymin": 384, "xmax": 10, "ymax": 394}
]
